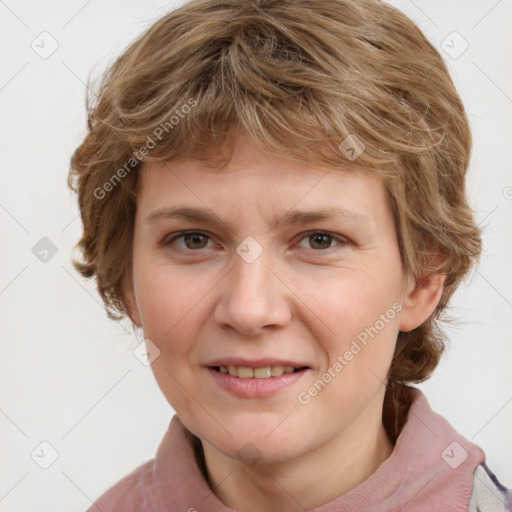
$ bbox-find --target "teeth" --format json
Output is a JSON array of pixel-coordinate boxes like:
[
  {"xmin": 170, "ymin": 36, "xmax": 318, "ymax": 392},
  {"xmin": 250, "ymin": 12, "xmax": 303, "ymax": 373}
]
[
  {"xmin": 218, "ymin": 365, "xmax": 302, "ymax": 379},
  {"xmin": 271, "ymin": 365, "xmax": 284, "ymax": 377},
  {"xmin": 254, "ymin": 367, "xmax": 271, "ymax": 378},
  {"xmin": 237, "ymin": 366, "xmax": 254, "ymax": 379}
]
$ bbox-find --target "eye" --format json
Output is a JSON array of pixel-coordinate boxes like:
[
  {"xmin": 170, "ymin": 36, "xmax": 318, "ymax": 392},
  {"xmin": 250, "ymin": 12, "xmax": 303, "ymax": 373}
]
[
  {"xmin": 164, "ymin": 230, "xmax": 348, "ymax": 254},
  {"xmin": 165, "ymin": 231, "xmax": 215, "ymax": 251},
  {"xmin": 296, "ymin": 231, "xmax": 347, "ymax": 251}
]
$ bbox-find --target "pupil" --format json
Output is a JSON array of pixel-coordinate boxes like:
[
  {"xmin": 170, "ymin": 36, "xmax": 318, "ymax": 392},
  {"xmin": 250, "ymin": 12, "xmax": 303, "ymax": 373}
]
[
  {"xmin": 185, "ymin": 233, "xmax": 206, "ymax": 249},
  {"xmin": 312, "ymin": 234, "xmax": 330, "ymax": 249}
]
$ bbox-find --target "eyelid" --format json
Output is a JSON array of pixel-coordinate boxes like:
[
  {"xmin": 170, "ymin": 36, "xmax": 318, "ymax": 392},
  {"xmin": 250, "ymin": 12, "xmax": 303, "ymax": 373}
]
[
  {"xmin": 164, "ymin": 230, "xmax": 216, "ymax": 247},
  {"xmin": 164, "ymin": 229, "xmax": 349, "ymax": 253},
  {"xmin": 295, "ymin": 230, "xmax": 349, "ymax": 247}
]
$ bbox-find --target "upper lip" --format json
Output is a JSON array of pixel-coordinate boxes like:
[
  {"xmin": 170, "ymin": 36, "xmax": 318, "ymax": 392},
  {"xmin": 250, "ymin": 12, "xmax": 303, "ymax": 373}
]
[{"xmin": 205, "ymin": 357, "xmax": 310, "ymax": 368}]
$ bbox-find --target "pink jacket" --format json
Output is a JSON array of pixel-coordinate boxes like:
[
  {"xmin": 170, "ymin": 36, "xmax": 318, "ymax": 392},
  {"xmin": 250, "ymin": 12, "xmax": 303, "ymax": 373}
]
[{"xmin": 88, "ymin": 387, "xmax": 511, "ymax": 511}]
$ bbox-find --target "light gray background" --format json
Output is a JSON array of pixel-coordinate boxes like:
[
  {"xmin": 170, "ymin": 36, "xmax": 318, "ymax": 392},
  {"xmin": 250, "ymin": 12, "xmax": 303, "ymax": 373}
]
[{"xmin": 0, "ymin": 0, "xmax": 511, "ymax": 510}]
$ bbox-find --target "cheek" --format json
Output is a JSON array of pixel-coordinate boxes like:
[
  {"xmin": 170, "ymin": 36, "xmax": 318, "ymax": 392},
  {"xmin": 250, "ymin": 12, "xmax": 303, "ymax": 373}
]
[
  {"xmin": 298, "ymin": 266, "xmax": 402, "ymax": 394},
  {"xmin": 134, "ymin": 264, "xmax": 209, "ymax": 352},
  {"xmin": 304, "ymin": 271, "xmax": 401, "ymax": 344},
  {"xmin": 301, "ymin": 280, "xmax": 399, "ymax": 423},
  {"xmin": 134, "ymin": 267, "xmax": 209, "ymax": 413}
]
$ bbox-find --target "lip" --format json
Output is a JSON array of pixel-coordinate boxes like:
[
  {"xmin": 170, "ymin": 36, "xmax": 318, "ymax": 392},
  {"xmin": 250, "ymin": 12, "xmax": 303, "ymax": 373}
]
[
  {"xmin": 206, "ymin": 366, "xmax": 311, "ymax": 398},
  {"xmin": 205, "ymin": 357, "xmax": 310, "ymax": 368}
]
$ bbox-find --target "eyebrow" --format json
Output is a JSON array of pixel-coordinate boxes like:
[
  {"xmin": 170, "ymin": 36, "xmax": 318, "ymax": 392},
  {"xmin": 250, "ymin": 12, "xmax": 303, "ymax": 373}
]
[{"xmin": 145, "ymin": 206, "xmax": 373, "ymax": 230}]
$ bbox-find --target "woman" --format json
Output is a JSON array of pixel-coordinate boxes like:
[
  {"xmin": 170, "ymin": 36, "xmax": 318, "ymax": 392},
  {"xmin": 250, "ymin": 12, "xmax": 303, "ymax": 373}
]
[{"xmin": 68, "ymin": 0, "xmax": 511, "ymax": 510}]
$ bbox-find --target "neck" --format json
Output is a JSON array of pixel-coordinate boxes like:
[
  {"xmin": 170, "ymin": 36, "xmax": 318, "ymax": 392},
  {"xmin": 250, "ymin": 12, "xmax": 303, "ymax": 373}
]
[{"xmin": 201, "ymin": 391, "xmax": 394, "ymax": 512}]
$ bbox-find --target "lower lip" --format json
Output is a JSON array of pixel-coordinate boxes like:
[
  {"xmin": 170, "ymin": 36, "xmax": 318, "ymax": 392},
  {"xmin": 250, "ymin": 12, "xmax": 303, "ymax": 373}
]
[{"xmin": 206, "ymin": 367, "xmax": 310, "ymax": 398}]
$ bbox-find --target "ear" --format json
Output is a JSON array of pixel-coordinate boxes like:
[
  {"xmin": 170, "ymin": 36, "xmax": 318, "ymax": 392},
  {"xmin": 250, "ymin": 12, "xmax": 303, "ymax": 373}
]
[
  {"xmin": 398, "ymin": 272, "xmax": 446, "ymax": 332},
  {"xmin": 122, "ymin": 269, "xmax": 142, "ymax": 327}
]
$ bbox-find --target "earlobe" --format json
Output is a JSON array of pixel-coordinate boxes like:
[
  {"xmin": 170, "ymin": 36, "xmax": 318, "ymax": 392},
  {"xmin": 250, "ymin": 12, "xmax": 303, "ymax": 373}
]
[
  {"xmin": 122, "ymin": 272, "xmax": 142, "ymax": 327},
  {"xmin": 125, "ymin": 292, "xmax": 142, "ymax": 327},
  {"xmin": 398, "ymin": 273, "xmax": 446, "ymax": 332}
]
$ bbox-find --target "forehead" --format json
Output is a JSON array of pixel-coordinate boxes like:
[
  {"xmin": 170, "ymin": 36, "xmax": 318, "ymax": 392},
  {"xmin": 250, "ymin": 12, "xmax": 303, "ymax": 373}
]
[
  {"xmin": 136, "ymin": 135, "xmax": 392, "ymax": 230},
  {"xmin": 137, "ymin": 175, "xmax": 393, "ymax": 245}
]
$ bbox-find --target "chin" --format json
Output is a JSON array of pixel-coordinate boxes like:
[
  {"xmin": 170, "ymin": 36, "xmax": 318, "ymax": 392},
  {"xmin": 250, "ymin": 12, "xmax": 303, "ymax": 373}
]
[
  {"xmin": 224, "ymin": 437, "xmax": 305, "ymax": 467},
  {"xmin": 225, "ymin": 422, "xmax": 311, "ymax": 465}
]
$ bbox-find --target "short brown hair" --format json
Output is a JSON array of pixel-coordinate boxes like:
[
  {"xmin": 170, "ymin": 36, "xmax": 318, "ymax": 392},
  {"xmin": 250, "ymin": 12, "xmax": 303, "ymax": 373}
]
[{"xmin": 68, "ymin": 0, "xmax": 481, "ymax": 441}]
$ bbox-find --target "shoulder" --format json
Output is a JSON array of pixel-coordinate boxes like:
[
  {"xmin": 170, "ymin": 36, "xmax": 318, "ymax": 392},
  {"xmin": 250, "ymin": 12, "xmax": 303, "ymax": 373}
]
[
  {"xmin": 86, "ymin": 458, "xmax": 160, "ymax": 512},
  {"xmin": 468, "ymin": 463, "xmax": 512, "ymax": 512}
]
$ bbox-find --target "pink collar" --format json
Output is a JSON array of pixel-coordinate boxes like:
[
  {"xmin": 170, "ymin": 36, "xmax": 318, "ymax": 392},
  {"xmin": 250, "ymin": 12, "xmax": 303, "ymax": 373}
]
[{"xmin": 151, "ymin": 387, "xmax": 485, "ymax": 511}]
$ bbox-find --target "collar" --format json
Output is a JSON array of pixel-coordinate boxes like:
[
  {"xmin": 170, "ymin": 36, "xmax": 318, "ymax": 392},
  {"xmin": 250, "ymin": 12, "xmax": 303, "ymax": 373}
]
[{"xmin": 151, "ymin": 386, "xmax": 485, "ymax": 511}]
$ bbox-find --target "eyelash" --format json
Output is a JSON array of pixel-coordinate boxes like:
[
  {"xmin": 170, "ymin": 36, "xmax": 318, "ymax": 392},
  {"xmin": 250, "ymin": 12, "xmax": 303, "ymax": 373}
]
[{"xmin": 164, "ymin": 230, "xmax": 348, "ymax": 254}]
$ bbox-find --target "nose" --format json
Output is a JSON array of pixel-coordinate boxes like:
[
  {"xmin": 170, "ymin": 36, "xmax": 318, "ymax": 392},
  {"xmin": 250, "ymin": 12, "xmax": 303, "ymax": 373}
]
[{"xmin": 213, "ymin": 246, "xmax": 292, "ymax": 336}]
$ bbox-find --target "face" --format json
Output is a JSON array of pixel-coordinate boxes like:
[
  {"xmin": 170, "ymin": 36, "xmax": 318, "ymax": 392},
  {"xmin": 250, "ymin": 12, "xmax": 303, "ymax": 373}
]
[{"xmin": 126, "ymin": 134, "xmax": 421, "ymax": 465}]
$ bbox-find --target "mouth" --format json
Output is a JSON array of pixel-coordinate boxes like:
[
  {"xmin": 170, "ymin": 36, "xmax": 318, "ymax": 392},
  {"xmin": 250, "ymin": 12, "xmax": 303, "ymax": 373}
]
[
  {"xmin": 205, "ymin": 360, "xmax": 311, "ymax": 398},
  {"xmin": 210, "ymin": 365, "xmax": 309, "ymax": 379}
]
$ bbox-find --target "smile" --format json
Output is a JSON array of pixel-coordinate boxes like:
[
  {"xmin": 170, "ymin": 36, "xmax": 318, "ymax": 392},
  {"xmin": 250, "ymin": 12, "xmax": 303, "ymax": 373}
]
[
  {"xmin": 207, "ymin": 365, "xmax": 310, "ymax": 398},
  {"xmin": 212, "ymin": 365, "xmax": 307, "ymax": 379}
]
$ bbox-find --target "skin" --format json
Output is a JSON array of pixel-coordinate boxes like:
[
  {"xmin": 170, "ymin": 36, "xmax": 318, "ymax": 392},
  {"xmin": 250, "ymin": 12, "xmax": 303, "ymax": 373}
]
[{"xmin": 124, "ymin": 133, "xmax": 445, "ymax": 512}]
